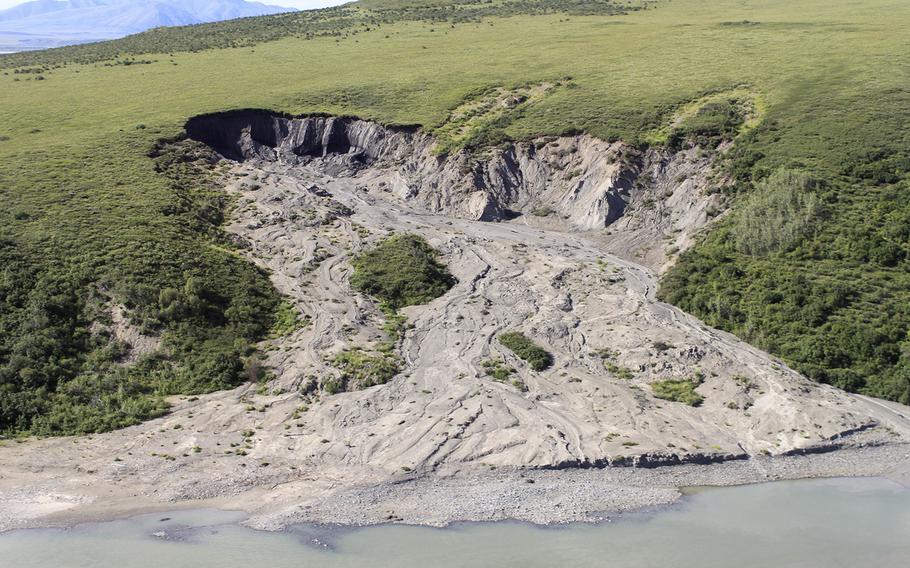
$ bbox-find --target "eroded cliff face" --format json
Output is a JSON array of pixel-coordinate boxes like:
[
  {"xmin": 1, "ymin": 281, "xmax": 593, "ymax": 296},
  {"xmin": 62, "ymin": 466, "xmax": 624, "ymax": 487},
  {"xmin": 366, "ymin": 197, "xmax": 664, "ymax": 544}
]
[
  {"xmin": 186, "ymin": 111, "xmax": 721, "ymax": 261},
  {"xmin": 172, "ymin": 110, "xmax": 910, "ymax": 469},
  {"xmin": 1, "ymin": 111, "xmax": 908, "ymax": 533}
]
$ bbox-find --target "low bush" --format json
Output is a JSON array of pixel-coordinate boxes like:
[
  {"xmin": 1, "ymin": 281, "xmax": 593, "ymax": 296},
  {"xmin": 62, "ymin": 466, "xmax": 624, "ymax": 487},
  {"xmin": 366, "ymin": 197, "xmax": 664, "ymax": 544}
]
[
  {"xmin": 350, "ymin": 234, "xmax": 455, "ymax": 310},
  {"xmin": 481, "ymin": 359, "xmax": 516, "ymax": 381},
  {"xmin": 606, "ymin": 363, "xmax": 635, "ymax": 380},
  {"xmin": 498, "ymin": 332, "xmax": 553, "ymax": 371},
  {"xmin": 330, "ymin": 348, "xmax": 400, "ymax": 391},
  {"xmin": 269, "ymin": 300, "xmax": 308, "ymax": 339},
  {"xmin": 651, "ymin": 377, "xmax": 704, "ymax": 407}
]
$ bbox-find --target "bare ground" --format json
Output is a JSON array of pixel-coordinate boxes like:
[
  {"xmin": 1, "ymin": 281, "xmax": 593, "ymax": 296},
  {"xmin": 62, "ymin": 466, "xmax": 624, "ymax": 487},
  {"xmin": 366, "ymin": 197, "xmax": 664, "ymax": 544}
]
[{"xmin": 2, "ymin": 119, "xmax": 910, "ymax": 531}]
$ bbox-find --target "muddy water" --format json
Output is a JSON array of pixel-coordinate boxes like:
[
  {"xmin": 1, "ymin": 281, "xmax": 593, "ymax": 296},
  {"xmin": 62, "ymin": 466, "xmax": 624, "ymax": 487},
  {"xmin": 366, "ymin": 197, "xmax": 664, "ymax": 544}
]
[{"xmin": 2, "ymin": 478, "xmax": 908, "ymax": 567}]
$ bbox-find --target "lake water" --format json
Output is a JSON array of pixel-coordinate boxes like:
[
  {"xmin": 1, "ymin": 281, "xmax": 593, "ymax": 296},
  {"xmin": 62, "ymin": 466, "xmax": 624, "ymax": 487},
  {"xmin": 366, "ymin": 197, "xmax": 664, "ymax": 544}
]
[{"xmin": 1, "ymin": 477, "xmax": 908, "ymax": 567}]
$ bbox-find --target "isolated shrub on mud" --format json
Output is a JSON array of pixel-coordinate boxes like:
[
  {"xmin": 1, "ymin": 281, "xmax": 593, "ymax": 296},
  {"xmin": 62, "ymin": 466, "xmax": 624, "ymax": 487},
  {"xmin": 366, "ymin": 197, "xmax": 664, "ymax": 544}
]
[
  {"xmin": 330, "ymin": 348, "xmax": 400, "ymax": 391},
  {"xmin": 651, "ymin": 377, "xmax": 704, "ymax": 407},
  {"xmin": 497, "ymin": 332, "xmax": 553, "ymax": 371},
  {"xmin": 350, "ymin": 234, "xmax": 455, "ymax": 310}
]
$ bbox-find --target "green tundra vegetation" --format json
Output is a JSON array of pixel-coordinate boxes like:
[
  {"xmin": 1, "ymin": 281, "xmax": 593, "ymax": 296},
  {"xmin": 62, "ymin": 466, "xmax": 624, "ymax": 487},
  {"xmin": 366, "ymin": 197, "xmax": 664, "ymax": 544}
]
[
  {"xmin": 328, "ymin": 233, "xmax": 454, "ymax": 392},
  {"xmin": 350, "ymin": 234, "xmax": 456, "ymax": 310},
  {"xmin": 0, "ymin": 0, "xmax": 645, "ymax": 70},
  {"xmin": 651, "ymin": 376, "xmax": 704, "ymax": 407},
  {"xmin": 329, "ymin": 347, "xmax": 401, "ymax": 393},
  {"xmin": 498, "ymin": 332, "xmax": 554, "ymax": 371},
  {"xmin": 0, "ymin": 0, "xmax": 908, "ymax": 434}
]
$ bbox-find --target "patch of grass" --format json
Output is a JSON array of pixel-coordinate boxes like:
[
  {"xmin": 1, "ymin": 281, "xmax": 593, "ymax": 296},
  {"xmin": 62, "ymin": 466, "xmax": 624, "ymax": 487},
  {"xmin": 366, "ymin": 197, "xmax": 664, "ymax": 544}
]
[
  {"xmin": 733, "ymin": 375, "xmax": 755, "ymax": 390},
  {"xmin": 330, "ymin": 347, "xmax": 400, "ymax": 391},
  {"xmin": 350, "ymin": 234, "xmax": 455, "ymax": 310},
  {"xmin": 645, "ymin": 88, "xmax": 760, "ymax": 145},
  {"xmin": 380, "ymin": 307, "xmax": 408, "ymax": 342},
  {"xmin": 433, "ymin": 81, "xmax": 565, "ymax": 152},
  {"xmin": 268, "ymin": 300, "xmax": 309, "ymax": 339},
  {"xmin": 605, "ymin": 362, "xmax": 635, "ymax": 380},
  {"xmin": 651, "ymin": 376, "xmax": 704, "ymax": 407},
  {"xmin": 666, "ymin": 97, "xmax": 750, "ymax": 151},
  {"xmin": 498, "ymin": 332, "xmax": 553, "ymax": 371},
  {"xmin": 481, "ymin": 359, "xmax": 516, "ymax": 382}
]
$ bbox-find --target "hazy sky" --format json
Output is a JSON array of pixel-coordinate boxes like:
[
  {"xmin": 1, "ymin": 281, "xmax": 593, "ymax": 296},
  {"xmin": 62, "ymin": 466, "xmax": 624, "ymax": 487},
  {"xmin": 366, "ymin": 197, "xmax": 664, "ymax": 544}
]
[{"xmin": 0, "ymin": 0, "xmax": 350, "ymax": 10}]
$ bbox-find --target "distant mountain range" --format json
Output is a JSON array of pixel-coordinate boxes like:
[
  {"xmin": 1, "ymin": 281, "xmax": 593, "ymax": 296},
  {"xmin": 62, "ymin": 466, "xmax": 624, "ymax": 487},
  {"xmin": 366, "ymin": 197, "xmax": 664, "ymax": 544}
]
[{"xmin": 0, "ymin": 0, "xmax": 294, "ymax": 52}]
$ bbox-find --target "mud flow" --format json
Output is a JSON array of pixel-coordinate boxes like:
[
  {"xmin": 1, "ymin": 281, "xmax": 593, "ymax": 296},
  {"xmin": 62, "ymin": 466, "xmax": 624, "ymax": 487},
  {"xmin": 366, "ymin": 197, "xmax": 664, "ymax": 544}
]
[{"xmin": 180, "ymin": 111, "xmax": 910, "ymax": 470}]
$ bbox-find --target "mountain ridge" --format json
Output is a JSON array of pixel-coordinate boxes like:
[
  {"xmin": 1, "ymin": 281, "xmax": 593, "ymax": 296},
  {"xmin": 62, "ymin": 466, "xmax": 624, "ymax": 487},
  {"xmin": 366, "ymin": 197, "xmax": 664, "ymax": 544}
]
[{"xmin": 0, "ymin": 0, "xmax": 293, "ymax": 50}]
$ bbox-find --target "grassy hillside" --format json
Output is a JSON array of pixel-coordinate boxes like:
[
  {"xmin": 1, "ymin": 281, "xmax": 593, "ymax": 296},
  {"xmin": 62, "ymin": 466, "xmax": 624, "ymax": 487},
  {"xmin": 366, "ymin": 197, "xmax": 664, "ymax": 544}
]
[{"xmin": 0, "ymin": 0, "xmax": 908, "ymax": 434}]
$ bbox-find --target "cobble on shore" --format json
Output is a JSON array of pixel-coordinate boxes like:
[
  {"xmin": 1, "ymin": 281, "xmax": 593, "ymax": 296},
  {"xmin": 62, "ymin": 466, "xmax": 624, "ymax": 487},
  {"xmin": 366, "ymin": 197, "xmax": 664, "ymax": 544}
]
[{"xmin": 248, "ymin": 444, "xmax": 910, "ymax": 529}]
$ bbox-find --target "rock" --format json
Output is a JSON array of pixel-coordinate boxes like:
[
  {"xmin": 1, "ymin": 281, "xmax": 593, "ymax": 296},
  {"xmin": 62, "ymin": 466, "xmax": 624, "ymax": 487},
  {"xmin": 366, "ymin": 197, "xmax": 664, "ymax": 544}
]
[{"xmin": 555, "ymin": 293, "xmax": 573, "ymax": 312}]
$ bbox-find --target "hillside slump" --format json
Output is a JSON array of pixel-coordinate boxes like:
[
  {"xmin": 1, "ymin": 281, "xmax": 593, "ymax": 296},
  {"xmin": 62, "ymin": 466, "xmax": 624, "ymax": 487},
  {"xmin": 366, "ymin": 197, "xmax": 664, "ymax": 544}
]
[
  {"xmin": 2, "ymin": 110, "xmax": 909, "ymax": 530},
  {"xmin": 185, "ymin": 110, "xmax": 719, "ymax": 252},
  {"xmin": 173, "ymin": 108, "xmax": 910, "ymax": 468}
]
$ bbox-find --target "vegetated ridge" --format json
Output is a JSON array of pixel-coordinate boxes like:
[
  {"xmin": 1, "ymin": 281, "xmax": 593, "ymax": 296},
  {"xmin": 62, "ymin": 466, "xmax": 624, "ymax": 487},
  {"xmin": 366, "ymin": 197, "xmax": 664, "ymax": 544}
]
[{"xmin": 0, "ymin": 0, "xmax": 643, "ymax": 67}]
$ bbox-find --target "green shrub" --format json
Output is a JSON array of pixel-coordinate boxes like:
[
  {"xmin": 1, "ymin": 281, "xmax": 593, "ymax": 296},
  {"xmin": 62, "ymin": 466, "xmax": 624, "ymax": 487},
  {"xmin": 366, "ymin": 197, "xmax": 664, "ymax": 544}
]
[
  {"xmin": 322, "ymin": 377, "xmax": 343, "ymax": 395},
  {"xmin": 651, "ymin": 377, "xmax": 704, "ymax": 407},
  {"xmin": 330, "ymin": 347, "xmax": 400, "ymax": 391},
  {"xmin": 498, "ymin": 332, "xmax": 553, "ymax": 371},
  {"xmin": 606, "ymin": 363, "xmax": 635, "ymax": 380},
  {"xmin": 481, "ymin": 359, "xmax": 516, "ymax": 381},
  {"xmin": 269, "ymin": 300, "xmax": 308, "ymax": 338},
  {"xmin": 592, "ymin": 348, "xmax": 619, "ymax": 359},
  {"xmin": 350, "ymin": 234, "xmax": 456, "ymax": 310},
  {"xmin": 731, "ymin": 169, "xmax": 822, "ymax": 256}
]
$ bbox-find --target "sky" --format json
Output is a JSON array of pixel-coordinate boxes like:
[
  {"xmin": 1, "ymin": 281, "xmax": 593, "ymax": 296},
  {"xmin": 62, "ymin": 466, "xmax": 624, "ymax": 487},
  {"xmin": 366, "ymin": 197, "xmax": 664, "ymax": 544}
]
[{"xmin": 0, "ymin": 0, "xmax": 350, "ymax": 10}]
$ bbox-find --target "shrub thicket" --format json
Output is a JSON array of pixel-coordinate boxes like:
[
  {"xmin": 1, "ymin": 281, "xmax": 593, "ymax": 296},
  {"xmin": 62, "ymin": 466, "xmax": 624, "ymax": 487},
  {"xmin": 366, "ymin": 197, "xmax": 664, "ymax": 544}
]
[
  {"xmin": 651, "ymin": 377, "xmax": 704, "ymax": 407},
  {"xmin": 0, "ymin": 141, "xmax": 282, "ymax": 436},
  {"xmin": 731, "ymin": 170, "xmax": 821, "ymax": 256},
  {"xmin": 498, "ymin": 332, "xmax": 553, "ymax": 371},
  {"xmin": 350, "ymin": 234, "xmax": 456, "ymax": 310}
]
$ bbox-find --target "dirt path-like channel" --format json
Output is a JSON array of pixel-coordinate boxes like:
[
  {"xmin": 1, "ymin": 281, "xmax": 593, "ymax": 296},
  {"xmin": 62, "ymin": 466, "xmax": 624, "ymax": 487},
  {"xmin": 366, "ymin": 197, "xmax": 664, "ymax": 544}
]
[{"xmin": 2, "ymin": 115, "xmax": 910, "ymax": 531}]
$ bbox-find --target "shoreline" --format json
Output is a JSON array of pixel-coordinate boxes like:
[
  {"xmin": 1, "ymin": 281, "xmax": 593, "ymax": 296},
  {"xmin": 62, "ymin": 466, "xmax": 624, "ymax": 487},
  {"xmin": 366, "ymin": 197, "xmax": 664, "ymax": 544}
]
[
  {"xmin": 4, "ymin": 443, "xmax": 908, "ymax": 534},
  {"xmin": 5, "ymin": 139, "xmax": 910, "ymax": 535}
]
